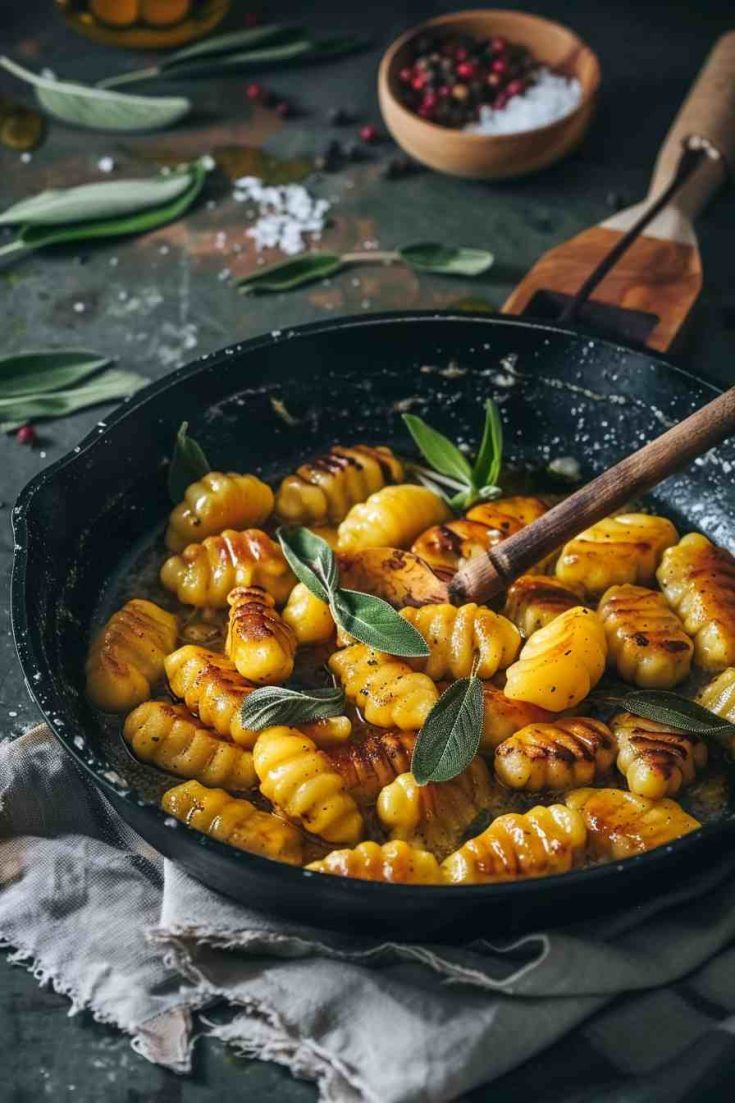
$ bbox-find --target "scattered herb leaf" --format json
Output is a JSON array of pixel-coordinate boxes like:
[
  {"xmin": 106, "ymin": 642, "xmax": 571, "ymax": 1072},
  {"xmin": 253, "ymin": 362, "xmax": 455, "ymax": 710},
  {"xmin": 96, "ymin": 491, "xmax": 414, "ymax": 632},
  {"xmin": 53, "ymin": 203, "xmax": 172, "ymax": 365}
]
[
  {"xmin": 411, "ymin": 676, "xmax": 484, "ymax": 784},
  {"xmin": 168, "ymin": 421, "xmax": 211, "ymax": 503},
  {"xmin": 277, "ymin": 526, "xmax": 336, "ymax": 603},
  {"xmin": 0, "ymin": 172, "xmax": 194, "ymax": 227},
  {"xmin": 398, "ymin": 243, "xmax": 494, "ymax": 277},
  {"xmin": 330, "ymin": 589, "xmax": 430, "ymax": 658},
  {"xmin": 472, "ymin": 399, "xmax": 503, "ymax": 488},
  {"xmin": 0, "ymin": 370, "xmax": 146, "ymax": 431},
  {"xmin": 241, "ymin": 684, "xmax": 345, "ymax": 732},
  {"xmin": 402, "ymin": 413, "xmax": 474, "ymax": 485},
  {"xmin": 239, "ymin": 254, "xmax": 344, "ymax": 295},
  {"xmin": 0, "ymin": 349, "xmax": 110, "ymax": 399}
]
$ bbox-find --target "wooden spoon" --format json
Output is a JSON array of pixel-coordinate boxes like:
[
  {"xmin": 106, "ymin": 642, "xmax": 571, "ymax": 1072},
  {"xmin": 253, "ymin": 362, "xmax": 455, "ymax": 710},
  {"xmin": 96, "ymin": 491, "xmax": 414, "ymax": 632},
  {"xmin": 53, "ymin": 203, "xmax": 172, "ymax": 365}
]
[{"xmin": 449, "ymin": 386, "xmax": 735, "ymax": 605}]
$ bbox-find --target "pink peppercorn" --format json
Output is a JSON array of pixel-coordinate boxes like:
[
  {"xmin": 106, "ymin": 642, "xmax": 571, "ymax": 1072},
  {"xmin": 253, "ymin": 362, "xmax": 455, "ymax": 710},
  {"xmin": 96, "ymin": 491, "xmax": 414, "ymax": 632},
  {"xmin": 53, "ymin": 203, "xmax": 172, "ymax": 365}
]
[
  {"xmin": 16, "ymin": 424, "xmax": 36, "ymax": 446},
  {"xmin": 359, "ymin": 124, "xmax": 379, "ymax": 143},
  {"xmin": 246, "ymin": 82, "xmax": 263, "ymax": 102}
]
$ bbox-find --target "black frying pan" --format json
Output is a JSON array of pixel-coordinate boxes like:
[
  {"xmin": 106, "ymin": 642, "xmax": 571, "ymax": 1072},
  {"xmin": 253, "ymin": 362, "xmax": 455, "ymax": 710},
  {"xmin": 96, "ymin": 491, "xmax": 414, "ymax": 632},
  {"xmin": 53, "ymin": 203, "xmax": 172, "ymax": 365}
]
[{"xmin": 10, "ymin": 313, "xmax": 735, "ymax": 941}]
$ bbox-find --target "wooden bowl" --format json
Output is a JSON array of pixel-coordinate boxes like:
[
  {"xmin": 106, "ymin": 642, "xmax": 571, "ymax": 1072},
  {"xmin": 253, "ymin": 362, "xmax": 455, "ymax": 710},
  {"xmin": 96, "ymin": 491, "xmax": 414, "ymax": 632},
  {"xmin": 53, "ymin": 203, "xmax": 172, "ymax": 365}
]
[{"xmin": 378, "ymin": 9, "xmax": 601, "ymax": 180}]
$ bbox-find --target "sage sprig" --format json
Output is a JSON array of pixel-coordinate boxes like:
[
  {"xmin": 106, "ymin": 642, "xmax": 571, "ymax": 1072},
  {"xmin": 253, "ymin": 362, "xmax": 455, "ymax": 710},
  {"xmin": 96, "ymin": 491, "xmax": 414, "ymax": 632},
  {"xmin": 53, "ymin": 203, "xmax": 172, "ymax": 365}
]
[
  {"xmin": 403, "ymin": 399, "xmax": 504, "ymax": 511},
  {"xmin": 98, "ymin": 25, "xmax": 363, "ymax": 89},
  {"xmin": 237, "ymin": 243, "xmax": 494, "ymax": 295},
  {"xmin": 242, "ymin": 685, "xmax": 345, "ymax": 731},
  {"xmin": 277, "ymin": 527, "xmax": 429, "ymax": 657},
  {"xmin": 0, "ymin": 162, "xmax": 206, "ymax": 265},
  {"xmin": 168, "ymin": 421, "xmax": 211, "ymax": 502},
  {"xmin": 601, "ymin": 689, "xmax": 735, "ymax": 747},
  {"xmin": 411, "ymin": 675, "xmax": 484, "ymax": 784},
  {"xmin": 0, "ymin": 57, "xmax": 190, "ymax": 132}
]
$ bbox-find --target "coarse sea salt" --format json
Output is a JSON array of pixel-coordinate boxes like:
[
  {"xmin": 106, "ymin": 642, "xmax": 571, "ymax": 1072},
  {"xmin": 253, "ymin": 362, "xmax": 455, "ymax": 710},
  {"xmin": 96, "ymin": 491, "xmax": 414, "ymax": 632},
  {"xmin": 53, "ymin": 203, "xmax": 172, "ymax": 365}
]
[
  {"xmin": 464, "ymin": 68, "xmax": 582, "ymax": 136},
  {"xmin": 234, "ymin": 176, "xmax": 330, "ymax": 256}
]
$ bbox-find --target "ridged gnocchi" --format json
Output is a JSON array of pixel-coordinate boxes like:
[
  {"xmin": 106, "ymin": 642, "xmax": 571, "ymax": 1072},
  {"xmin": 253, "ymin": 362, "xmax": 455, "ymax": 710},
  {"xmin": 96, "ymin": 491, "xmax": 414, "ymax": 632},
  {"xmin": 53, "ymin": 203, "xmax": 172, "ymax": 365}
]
[
  {"xmin": 162, "ymin": 779, "xmax": 303, "ymax": 864},
  {"xmin": 282, "ymin": 582, "xmax": 335, "ymax": 645},
  {"xmin": 307, "ymin": 840, "xmax": 441, "ymax": 883},
  {"xmin": 441, "ymin": 804, "xmax": 587, "ymax": 884},
  {"xmin": 328, "ymin": 644, "xmax": 439, "ymax": 730},
  {"xmin": 565, "ymin": 787, "xmax": 700, "ymax": 859},
  {"xmin": 226, "ymin": 586, "xmax": 296, "ymax": 685},
  {"xmin": 253, "ymin": 726, "xmax": 363, "ymax": 844},
  {"xmin": 697, "ymin": 667, "xmax": 735, "ymax": 723},
  {"xmin": 503, "ymin": 574, "xmax": 582, "ymax": 638},
  {"xmin": 504, "ymin": 607, "xmax": 607, "ymax": 711},
  {"xmin": 323, "ymin": 730, "xmax": 416, "ymax": 801},
  {"xmin": 165, "ymin": 645, "xmax": 257, "ymax": 748},
  {"xmin": 556, "ymin": 513, "xmax": 678, "ymax": 597},
  {"xmin": 657, "ymin": 534, "xmax": 735, "ymax": 670},
  {"xmin": 400, "ymin": 603, "xmax": 520, "ymax": 680},
  {"xmin": 165, "ymin": 471, "xmax": 274, "ymax": 553},
  {"xmin": 495, "ymin": 717, "xmax": 615, "ymax": 791},
  {"xmin": 377, "ymin": 758, "xmax": 493, "ymax": 859},
  {"xmin": 124, "ymin": 700, "xmax": 256, "ymax": 789},
  {"xmin": 598, "ymin": 584, "xmax": 693, "ymax": 688},
  {"xmin": 611, "ymin": 712, "xmax": 707, "ymax": 800},
  {"xmin": 275, "ymin": 444, "xmax": 404, "ymax": 525},
  {"xmin": 160, "ymin": 529, "xmax": 295, "ymax": 608},
  {"xmin": 478, "ymin": 683, "xmax": 554, "ymax": 752},
  {"xmin": 86, "ymin": 599, "xmax": 178, "ymax": 713},
  {"xmin": 337, "ymin": 484, "xmax": 451, "ymax": 552}
]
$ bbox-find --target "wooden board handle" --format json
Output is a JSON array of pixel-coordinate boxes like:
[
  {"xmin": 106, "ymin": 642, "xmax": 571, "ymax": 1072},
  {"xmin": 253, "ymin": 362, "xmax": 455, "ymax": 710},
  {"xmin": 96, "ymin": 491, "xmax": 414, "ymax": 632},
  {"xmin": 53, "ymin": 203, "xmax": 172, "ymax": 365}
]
[
  {"xmin": 450, "ymin": 387, "xmax": 735, "ymax": 605},
  {"xmin": 648, "ymin": 32, "xmax": 735, "ymax": 219}
]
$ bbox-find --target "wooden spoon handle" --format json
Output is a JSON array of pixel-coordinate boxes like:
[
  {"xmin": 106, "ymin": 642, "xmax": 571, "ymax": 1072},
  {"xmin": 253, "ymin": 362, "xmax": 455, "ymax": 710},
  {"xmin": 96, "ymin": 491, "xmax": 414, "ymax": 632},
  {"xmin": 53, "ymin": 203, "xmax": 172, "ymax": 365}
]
[{"xmin": 449, "ymin": 387, "xmax": 735, "ymax": 605}]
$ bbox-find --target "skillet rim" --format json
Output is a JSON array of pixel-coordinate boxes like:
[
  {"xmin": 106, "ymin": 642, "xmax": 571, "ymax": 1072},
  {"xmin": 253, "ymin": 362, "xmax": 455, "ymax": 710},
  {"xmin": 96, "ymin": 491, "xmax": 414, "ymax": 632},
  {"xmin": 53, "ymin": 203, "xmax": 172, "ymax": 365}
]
[{"xmin": 10, "ymin": 310, "xmax": 734, "ymax": 903}]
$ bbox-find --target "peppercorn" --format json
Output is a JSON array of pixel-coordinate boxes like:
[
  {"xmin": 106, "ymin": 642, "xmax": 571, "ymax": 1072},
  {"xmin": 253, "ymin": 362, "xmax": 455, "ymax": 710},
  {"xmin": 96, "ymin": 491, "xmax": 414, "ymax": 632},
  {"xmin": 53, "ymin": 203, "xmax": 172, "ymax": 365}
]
[
  {"xmin": 16, "ymin": 424, "xmax": 36, "ymax": 446},
  {"xmin": 359, "ymin": 123, "xmax": 379, "ymax": 143}
]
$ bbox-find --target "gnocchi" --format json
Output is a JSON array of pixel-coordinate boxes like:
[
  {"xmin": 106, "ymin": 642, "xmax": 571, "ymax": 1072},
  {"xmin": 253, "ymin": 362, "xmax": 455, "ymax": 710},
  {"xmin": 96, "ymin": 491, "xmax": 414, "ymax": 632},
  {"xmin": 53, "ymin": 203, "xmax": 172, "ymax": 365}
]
[
  {"xmin": 697, "ymin": 667, "xmax": 735, "ymax": 724},
  {"xmin": 161, "ymin": 529, "xmax": 295, "ymax": 607},
  {"xmin": 323, "ymin": 730, "xmax": 416, "ymax": 802},
  {"xmin": 556, "ymin": 513, "xmax": 678, "ymax": 597},
  {"xmin": 565, "ymin": 787, "xmax": 700, "ymax": 859},
  {"xmin": 165, "ymin": 471, "xmax": 274, "ymax": 553},
  {"xmin": 275, "ymin": 444, "xmax": 404, "ymax": 525},
  {"xmin": 504, "ymin": 606, "xmax": 607, "ymax": 711},
  {"xmin": 494, "ymin": 717, "xmax": 615, "ymax": 791},
  {"xmin": 400, "ymin": 603, "xmax": 520, "ymax": 680},
  {"xmin": 329, "ymin": 643, "xmax": 439, "ymax": 730},
  {"xmin": 226, "ymin": 585, "xmax": 296, "ymax": 685},
  {"xmin": 337, "ymin": 484, "xmax": 451, "ymax": 552},
  {"xmin": 503, "ymin": 574, "xmax": 582, "ymax": 638},
  {"xmin": 598, "ymin": 584, "xmax": 693, "ymax": 688},
  {"xmin": 307, "ymin": 840, "xmax": 441, "ymax": 883},
  {"xmin": 657, "ymin": 534, "xmax": 735, "ymax": 670},
  {"xmin": 611, "ymin": 712, "xmax": 707, "ymax": 800},
  {"xmin": 86, "ymin": 599, "xmax": 178, "ymax": 713}
]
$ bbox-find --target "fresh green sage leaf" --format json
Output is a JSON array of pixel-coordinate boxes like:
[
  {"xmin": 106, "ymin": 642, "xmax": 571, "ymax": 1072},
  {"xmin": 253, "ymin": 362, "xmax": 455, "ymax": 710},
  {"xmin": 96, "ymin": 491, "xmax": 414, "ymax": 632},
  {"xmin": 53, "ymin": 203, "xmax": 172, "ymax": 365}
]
[
  {"xmin": 0, "ymin": 369, "xmax": 146, "ymax": 431},
  {"xmin": 277, "ymin": 526, "xmax": 337, "ymax": 603},
  {"xmin": 472, "ymin": 399, "xmax": 503, "ymax": 487},
  {"xmin": 402, "ymin": 413, "xmax": 474, "ymax": 487},
  {"xmin": 399, "ymin": 243, "xmax": 494, "ymax": 277},
  {"xmin": 0, "ymin": 348, "xmax": 110, "ymax": 399},
  {"xmin": 0, "ymin": 56, "xmax": 190, "ymax": 132},
  {"xmin": 239, "ymin": 254, "xmax": 343, "ymax": 295},
  {"xmin": 412, "ymin": 676, "xmax": 484, "ymax": 784},
  {"xmin": 330, "ymin": 589, "xmax": 430, "ymax": 658},
  {"xmin": 620, "ymin": 690, "xmax": 735, "ymax": 743},
  {"xmin": 241, "ymin": 684, "xmax": 345, "ymax": 732},
  {"xmin": 0, "ymin": 171, "xmax": 194, "ymax": 227},
  {"xmin": 167, "ymin": 421, "xmax": 211, "ymax": 503}
]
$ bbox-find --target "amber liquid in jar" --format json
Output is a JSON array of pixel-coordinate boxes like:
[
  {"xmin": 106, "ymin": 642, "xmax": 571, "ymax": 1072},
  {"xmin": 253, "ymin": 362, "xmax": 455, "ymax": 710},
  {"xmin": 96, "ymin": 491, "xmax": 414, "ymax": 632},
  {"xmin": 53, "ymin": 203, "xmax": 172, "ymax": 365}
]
[{"xmin": 57, "ymin": 0, "xmax": 231, "ymax": 49}]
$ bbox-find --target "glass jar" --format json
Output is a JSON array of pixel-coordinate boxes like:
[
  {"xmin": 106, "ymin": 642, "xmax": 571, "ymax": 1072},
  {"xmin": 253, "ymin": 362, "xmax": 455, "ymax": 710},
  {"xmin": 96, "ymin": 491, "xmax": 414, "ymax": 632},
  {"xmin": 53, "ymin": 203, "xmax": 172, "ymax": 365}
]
[{"xmin": 56, "ymin": 0, "xmax": 231, "ymax": 50}]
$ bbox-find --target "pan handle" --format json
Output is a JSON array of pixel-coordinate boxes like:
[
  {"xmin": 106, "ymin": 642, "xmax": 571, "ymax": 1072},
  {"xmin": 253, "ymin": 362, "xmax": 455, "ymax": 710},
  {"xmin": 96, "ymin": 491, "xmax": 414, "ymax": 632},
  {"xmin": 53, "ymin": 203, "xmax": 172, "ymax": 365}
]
[{"xmin": 648, "ymin": 32, "xmax": 735, "ymax": 220}]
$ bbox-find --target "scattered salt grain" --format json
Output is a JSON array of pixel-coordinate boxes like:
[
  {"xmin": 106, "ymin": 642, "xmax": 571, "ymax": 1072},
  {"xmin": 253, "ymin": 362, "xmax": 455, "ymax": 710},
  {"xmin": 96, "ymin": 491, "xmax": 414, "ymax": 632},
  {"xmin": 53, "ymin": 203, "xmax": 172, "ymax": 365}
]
[
  {"xmin": 97, "ymin": 156, "xmax": 115, "ymax": 173},
  {"xmin": 73, "ymin": 301, "xmax": 86, "ymax": 313},
  {"xmin": 233, "ymin": 177, "xmax": 330, "ymax": 256},
  {"xmin": 548, "ymin": 455, "xmax": 581, "ymax": 481},
  {"xmin": 20, "ymin": 152, "xmax": 32, "ymax": 164},
  {"xmin": 464, "ymin": 68, "xmax": 582, "ymax": 136}
]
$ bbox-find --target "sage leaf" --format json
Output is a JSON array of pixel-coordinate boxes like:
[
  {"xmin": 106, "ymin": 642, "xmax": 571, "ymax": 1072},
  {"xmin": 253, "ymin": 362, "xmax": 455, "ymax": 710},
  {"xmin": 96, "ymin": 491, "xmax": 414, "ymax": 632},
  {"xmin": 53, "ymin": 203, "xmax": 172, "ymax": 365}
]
[
  {"xmin": 0, "ymin": 171, "xmax": 194, "ymax": 227},
  {"xmin": 402, "ymin": 413, "xmax": 474, "ymax": 486},
  {"xmin": 161, "ymin": 24, "xmax": 304, "ymax": 65},
  {"xmin": 277, "ymin": 526, "xmax": 336, "ymax": 603},
  {"xmin": 0, "ymin": 349, "xmax": 110, "ymax": 399},
  {"xmin": 239, "ymin": 254, "xmax": 344, "ymax": 295},
  {"xmin": 168, "ymin": 421, "xmax": 211, "ymax": 503},
  {"xmin": 621, "ymin": 690, "xmax": 735, "ymax": 744},
  {"xmin": 411, "ymin": 676, "xmax": 484, "ymax": 784},
  {"xmin": 0, "ymin": 57, "xmax": 190, "ymax": 132},
  {"xmin": 472, "ymin": 399, "xmax": 503, "ymax": 487},
  {"xmin": 241, "ymin": 685, "xmax": 345, "ymax": 732},
  {"xmin": 0, "ymin": 370, "xmax": 146, "ymax": 431},
  {"xmin": 330, "ymin": 589, "xmax": 430, "ymax": 658},
  {"xmin": 399, "ymin": 243, "xmax": 494, "ymax": 277}
]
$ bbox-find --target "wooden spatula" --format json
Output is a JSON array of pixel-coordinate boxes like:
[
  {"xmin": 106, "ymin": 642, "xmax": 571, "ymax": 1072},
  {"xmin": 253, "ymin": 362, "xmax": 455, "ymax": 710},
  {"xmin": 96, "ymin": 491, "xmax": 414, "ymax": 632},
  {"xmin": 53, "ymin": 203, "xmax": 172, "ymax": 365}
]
[{"xmin": 502, "ymin": 32, "xmax": 735, "ymax": 352}]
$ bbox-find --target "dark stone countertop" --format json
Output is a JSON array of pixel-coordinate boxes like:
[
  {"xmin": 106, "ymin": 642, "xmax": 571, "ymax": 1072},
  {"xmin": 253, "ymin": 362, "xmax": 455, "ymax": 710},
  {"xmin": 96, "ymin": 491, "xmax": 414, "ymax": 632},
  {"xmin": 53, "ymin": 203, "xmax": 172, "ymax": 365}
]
[{"xmin": 1, "ymin": 1, "xmax": 734, "ymax": 1098}]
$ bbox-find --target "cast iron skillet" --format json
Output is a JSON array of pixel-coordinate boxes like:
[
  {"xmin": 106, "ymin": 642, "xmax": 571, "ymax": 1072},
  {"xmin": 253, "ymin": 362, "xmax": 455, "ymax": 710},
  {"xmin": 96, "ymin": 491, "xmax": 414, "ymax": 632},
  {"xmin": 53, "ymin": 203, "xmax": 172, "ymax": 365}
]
[{"xmin": 10, "ymin": 313, "xmax": 735, "ymax": 940}]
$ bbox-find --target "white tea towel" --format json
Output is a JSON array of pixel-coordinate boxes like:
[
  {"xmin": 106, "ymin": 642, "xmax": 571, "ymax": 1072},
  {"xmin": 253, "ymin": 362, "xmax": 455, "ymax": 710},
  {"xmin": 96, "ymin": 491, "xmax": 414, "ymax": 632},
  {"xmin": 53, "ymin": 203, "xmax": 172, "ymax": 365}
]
[{"xmin": 2, "ymin": 726, "xmax": 734, "ymax": 1103}]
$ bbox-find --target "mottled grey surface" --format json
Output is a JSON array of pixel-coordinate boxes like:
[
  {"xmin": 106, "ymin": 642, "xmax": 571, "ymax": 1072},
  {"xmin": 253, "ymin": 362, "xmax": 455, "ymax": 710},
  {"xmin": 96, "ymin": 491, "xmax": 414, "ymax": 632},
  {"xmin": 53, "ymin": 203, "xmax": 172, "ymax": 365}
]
[{"xmin": 1, "ymin": 0, "xmax": 735, "ymax": 1098}]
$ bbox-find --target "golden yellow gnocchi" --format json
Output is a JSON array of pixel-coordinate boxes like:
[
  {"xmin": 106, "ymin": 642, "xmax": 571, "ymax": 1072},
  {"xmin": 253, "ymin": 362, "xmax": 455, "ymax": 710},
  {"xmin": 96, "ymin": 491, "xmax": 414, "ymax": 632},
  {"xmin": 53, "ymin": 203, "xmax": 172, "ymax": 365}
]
[
  {"xmin": 504, "ymin": 606, "xmax": 607, "ymax": 711},
  {"xmin": 165, "ymin": 471, "xmax": 274, "ymax": 553},
  {"xmin": 610, "ymin": 712, "xmax": 707, "ymax": 800},
  {"xmin": 275, "ymin": 444, "xmax": 404, "ymax": 525},
  {"xmin": 86, "ymin": 599, "xmax": 178, "ymax": 713},
  {"xmin": 160, "ymin": 529, "xmax": 295, "ymax": 608},
  {"xmin": 556, "ymin": 513, "xmax": 678, "ymax": 597},
  {"xmin": 307, "ymin": 840, "xmax": 441, "ymax": 883},
  {"xmin": 336, "ymin": 484, "xmax": 451, "ymax": 552},
  {"xmin": 162, "ymin": 779, "xmax": 303, "ymax": 864},
  {"xmin": 657, "ymin": 534, "xmax": 735, "ymax": 670},
  {"xmin": 494, "ymin": 717, "xmax": 615, "ymax": 791},
  {"xmin": 376, "ymin": 758, "xmax": 493, "ymax": 859},
  {"xmin": 400, "ymin": 603, "xmax": 520, "ymax": 680},
  {"xmin": 411, "ymin": 518, "xmax": 497, "ymax": 579},
  {"xmin": 124, "ymin": 700, "xmax": 256, "ymax": 789},
  {"xmin": 323, "ymin": 730, "xmax": 416, "ymax": 802},
  {"xmin": 226, "ymin": 586, "xmax": 296, "ymax": 685},
  {"xmin": 328, "ymin": 643, "xmax": 439, "ymax": 730},
  {"xmin": 503, "ymin": 574, "xmax": 582, "ymax": 638},
  {"xmin": 565, "ymin": 787, "xmax": 700, "ymax": 859},
  {"xmin": 598, "ymin": 584, "xmax": 693, "ymax": 688},
  {"xmin": 441, "ymin": 804, "xmax": 587, "ymax": 884},
  {"xmin": 477, "ymin": 683, "xmax": 554, "ymax": 752},
  {"xmin": 253, "ymin": 726, "xmax": 363, "ymax": 845},
  {"xmin": 165, "ymin": 644, "xmax": 256, "ymax": 746},
  {"xmin": 281, "ymin": 582, "xmax": 335, "ymax": 645},
  {"xmin": 697, "ymin": 666, "xmax": 735, "ymax": 723}
]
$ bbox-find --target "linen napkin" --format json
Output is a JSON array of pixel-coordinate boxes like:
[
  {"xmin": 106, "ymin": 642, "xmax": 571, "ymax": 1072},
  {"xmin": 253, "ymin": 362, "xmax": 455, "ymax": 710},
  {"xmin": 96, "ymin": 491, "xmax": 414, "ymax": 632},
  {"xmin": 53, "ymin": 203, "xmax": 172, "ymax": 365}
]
[{"xmin": 2, "ymin": 725, "xmax": 734, "ymax": 1103}]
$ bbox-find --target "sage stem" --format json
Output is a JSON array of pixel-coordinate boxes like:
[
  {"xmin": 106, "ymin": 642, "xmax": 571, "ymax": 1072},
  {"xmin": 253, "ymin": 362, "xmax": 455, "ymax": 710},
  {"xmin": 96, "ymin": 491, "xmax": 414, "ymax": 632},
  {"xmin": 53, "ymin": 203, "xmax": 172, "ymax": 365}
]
[
  {"xmin": 97, "ymin": 66, "xmax": 162, "ymax": 90},
  {"xmin": 0, "ymin": 239, "xmax": 29, "ymax": 261},
  {"xmin": 341, "ymin": 251, "xmax": 401, "ymax": 265}
]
